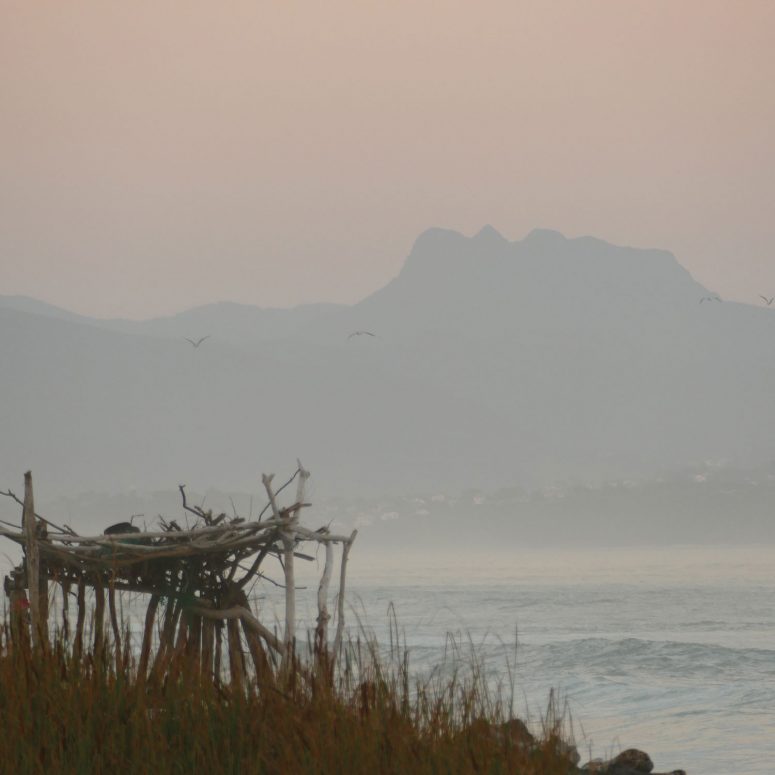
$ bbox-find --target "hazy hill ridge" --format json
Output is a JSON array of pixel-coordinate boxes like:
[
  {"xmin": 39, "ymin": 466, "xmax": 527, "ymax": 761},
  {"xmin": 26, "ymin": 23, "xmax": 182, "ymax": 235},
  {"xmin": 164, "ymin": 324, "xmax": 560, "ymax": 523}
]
[{"xmin": 2, "ymin": 226, "xmax": 774, "ymax": 499}]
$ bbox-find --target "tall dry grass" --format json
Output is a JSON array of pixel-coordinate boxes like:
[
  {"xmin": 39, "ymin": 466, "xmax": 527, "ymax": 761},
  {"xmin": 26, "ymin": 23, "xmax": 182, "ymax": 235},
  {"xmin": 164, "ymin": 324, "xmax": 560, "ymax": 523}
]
[{"xmin": 0, "ymin": 612, "xmax": 578, "ymax": 774}]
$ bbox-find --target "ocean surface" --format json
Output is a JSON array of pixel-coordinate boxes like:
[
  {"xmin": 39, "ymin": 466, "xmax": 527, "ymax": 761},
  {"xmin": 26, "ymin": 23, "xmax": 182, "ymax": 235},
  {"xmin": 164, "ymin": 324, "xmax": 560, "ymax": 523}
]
[{"xmin": 272, "ymin": 544, "xmax": 775, "ymax": 774}]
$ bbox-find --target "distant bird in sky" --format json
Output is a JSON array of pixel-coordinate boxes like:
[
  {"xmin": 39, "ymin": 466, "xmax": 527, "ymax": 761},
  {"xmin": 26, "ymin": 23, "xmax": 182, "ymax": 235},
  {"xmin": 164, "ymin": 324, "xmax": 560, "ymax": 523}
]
[
  {"xmin": 185, "ymin": 336, "xmax": 210, "ymax": 348},
  {"xmin": 759, "ymin": 295, "xmax": 774, "ymax": 306},
  {"xmin": 699, "ymin": 296, "xmax": 721, "ymax": 304},
  {"xmin": 347, "ymin": 331, "xmax": 376, "ymax": 340}
]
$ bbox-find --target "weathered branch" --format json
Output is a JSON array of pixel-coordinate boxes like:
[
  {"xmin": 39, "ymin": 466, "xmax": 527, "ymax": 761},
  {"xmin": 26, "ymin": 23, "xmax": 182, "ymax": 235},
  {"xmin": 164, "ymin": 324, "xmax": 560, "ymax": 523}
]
[{"xmin": 2, "ymin": 486, "xmax": 73, "ymax": 535}]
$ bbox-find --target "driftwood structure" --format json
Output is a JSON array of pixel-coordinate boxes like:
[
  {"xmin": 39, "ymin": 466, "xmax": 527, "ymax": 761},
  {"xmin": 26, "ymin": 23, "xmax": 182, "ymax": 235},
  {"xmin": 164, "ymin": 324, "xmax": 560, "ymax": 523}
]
[{"xmin": 0, "ymin": 464, "xmax": 357, "ymax": 684}]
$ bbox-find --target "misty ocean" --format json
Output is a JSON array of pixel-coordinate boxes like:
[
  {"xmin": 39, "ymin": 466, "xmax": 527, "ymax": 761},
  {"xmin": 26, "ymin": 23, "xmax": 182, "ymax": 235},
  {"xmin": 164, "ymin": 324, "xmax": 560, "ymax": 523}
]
[{"xmin": 269, "ymin": 544, "xmax": 775, "ymax": 775}]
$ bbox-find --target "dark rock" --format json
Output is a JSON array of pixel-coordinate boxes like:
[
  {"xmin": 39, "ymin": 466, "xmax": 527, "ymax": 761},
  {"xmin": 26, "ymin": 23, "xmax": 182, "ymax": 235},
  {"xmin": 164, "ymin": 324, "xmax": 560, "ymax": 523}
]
[
  {"xmin": 613, "ymin": 749, "xmax": 653, "ymax": 772},
  {"xmin": 580, "ymin": 749, "xmax": 685, "ymax": 775}
]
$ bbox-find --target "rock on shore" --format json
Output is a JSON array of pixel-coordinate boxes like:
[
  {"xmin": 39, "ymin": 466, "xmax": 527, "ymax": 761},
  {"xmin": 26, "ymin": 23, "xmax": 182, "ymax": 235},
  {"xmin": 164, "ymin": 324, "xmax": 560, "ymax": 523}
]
[{"xmin": 580, "ymin": 748, "xmax": 686, "ymax": 775}]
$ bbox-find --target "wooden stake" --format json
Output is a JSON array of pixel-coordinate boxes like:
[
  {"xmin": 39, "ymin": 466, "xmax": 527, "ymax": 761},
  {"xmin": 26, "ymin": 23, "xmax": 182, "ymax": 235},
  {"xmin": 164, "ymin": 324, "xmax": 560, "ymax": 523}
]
[
  {"xmin": 22, "ymin": 472, "xmax": 43, "ymax": 649},
  {"xmin": 5, "ymin": 567, "xmax": 29, "ymax": 649},
  {"xmin": 156, "ymin": 598, "xmax": 180, "ymax": 669},
  {"xmin": 187, "ymin": 614, "xmax": 202, "ymax": 666},
  {"xmin": 333, "ymin": 530, "xmax": 358, "ymax": 658},
  {"xmin": 138, "ymin": 593, "xmax": 160, "ymax": 680},
  {"xmin": 315, "ymin": 537, "xmax": 334, "ymax": 658},
  {"xmin": 214, "ymin": 621, "xmax": 223, "ymax": 683},
  {"xmin": 108, "ymin": 579, "xmax": 122, "ymax": 669},
  {"xmin": 201, "ymin": 616, "xmax": 215, "ymax": 679},
  {"xmin": 263, "ymin": 470, "xmax": 302, "ymax": 660},
  {"xmin": 241, "ymin": 616, "xmax": 270, "ymax": 680},
  {"xmin": 174, "ymin": 610, "xmax": 189, "ymax": 655},
  {"xmin": 227, "ymin": 617, "xmax": 244, "ymax": 689},
  {"xmin": 74, "ymin": 577, "xmax": 86, "ymax": 659},
  {"xmin": 61, "ymin": 579, "xmax": 70, "ymax": 643},
  {"xmin": 93, "ymin": 574, "xmax": 105, "ymax": 659},
  {"xmin": 228, "ymin": 584, "xmax": 270, "ymax": 680}
]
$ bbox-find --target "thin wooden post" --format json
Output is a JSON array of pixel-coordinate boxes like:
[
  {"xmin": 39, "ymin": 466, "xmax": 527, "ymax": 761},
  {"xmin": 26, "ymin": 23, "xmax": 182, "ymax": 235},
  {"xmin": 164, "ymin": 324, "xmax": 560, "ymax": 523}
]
[
  {"xmin": 315, "ymin": 536, "xmax": 334, "ymax": 659},
  {"xmin": 227, "ymin": 584, "xmax": 270, "ymax": 680},
  {"xmin": 332, "ymin": 530, "xmax": 358, "ymax": 658},
  {"xmin": 61, "ymin": 579, "xmax": 71, "ymax": 643},
  {"xmin": 74, "ymin": 577, "xmax": 86, "ymax": 659},
  {"xmin": 241, "ymin": 616, "xmax": 270, "ymax": 680},
  {"xmin": 281, "ymin": 543, "xmax": 296, "ymax": 655},
  {"xmin": 175, "ymin": 611, "xmax": 188, "ymax": 650},
  {"xmin": 166, "ymin": 610, "xmax": 189, "ymax": 680},
  {"xmin": 5, "ymin": 566, "xmax": 29, "ymax": 650},
  {"xmin": 201, "ymin": 616, "xmax": 215, "ymax": 678},
  {"xmin": 108, "ymin": 579, "xmax": 122, "ymax": 669},
  {"xmin": 138, "ymin": 593, "xmax": 160, "ymax": 680},
  {"xmin": 262, "ymin": 473, "xmax": 295, "ymax": 656},
  {"xmin": 151, "ymin": 597, "xmax": 181, "ymax": 680},
  {"xmin": 38, "ymin": 560, "xmax": 48, "ymax": 643},
  {"xmin": 214, "ymin": 621, "xmax": 223, "ymax": 683},
  {"xmin": 227, "ymin": 617, "xmax": 244, "ymax": 689},
  {"xmin": 93, "ymin": 574, "xmax": 105, "ymax": 659},
  {"xmin": 264, "ymin": 462, "xmax": 309, "ymax": 663},
  {"xmin": 187, "ymin": 614, "xmax": 202, "ymax": 667},
  {"xmin": 22, "ymin": 471, "xmax": 44, "ymax": 649}
]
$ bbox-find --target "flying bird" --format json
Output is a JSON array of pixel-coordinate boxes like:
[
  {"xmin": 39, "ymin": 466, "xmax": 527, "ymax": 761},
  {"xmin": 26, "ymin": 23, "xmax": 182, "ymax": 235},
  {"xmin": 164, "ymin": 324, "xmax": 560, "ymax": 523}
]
[
  {"xmin": 699, "ymin": 296, "xmax": 721, "ymax": 304},
  {"xmin": 759, "ymin": 295, "xmax": 774, "ymax": 306},
  {"xmin": 185, "ymin": 336, "xmax": 211, "ymax": 348},
  {"xmin": 347, "ymin": 331, "xmax": 377, "ymax": 339}
]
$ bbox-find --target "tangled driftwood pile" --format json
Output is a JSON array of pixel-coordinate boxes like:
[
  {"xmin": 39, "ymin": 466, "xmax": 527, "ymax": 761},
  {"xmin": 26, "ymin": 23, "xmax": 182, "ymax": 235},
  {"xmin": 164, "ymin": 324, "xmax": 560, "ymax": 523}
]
[{"xmin": 1, "ymin": 464, "xmax": 356, "ymax": 684}]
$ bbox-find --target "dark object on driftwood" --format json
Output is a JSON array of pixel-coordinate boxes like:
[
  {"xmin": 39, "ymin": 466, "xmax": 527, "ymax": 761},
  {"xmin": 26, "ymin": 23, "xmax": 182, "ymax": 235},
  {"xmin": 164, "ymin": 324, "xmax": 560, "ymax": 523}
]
[{"xmin": 104, "ymin": 522, "xmax": 140, "ymax": 535}]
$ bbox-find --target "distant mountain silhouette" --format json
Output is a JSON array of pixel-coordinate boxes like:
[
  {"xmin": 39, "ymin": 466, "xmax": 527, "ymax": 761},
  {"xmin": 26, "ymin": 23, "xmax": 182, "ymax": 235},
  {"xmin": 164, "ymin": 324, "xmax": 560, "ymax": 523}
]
[{"xmin": 2, "ymin": 226, "xmax": 774, "ymax": 499}]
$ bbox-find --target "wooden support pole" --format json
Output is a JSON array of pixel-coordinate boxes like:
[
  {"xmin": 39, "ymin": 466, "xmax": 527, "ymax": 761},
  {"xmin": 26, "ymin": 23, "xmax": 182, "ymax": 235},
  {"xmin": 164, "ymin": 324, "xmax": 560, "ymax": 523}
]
[
  {"xmin": 263, "ymin": 470, "xmax": 299, "ymax": 660},
  {"xmin": 5, "ymin": 566, "xmax": 29, "ymax": 650},
  {"xmin": 187, "ymin": 614, "xmax": 202, "ymax": 667},
  {"xmin": 241, "ymin": 616, "xmax": 270, "ymax": 681},
  {"xmin": 138, "ymin": 593, "xmax": 160, "ymax": 680},
  {"xmin": 333, "ymin": 530, "xmax": 358, "ymax": 659},
  {"xmin": 22, "ymin": 471, "xmax": 44, "ymax": 649},
  {"xmin": 315, "ymin": 536, "xmax": 334, "ymax": 659},
  {"xmin": 93, "ymin": 574, "xmax": 105, "ymax": 659},
  {"xmin": 228, "ymin": 583, "xmax": 270, "ymax": 681},
  {"xmin": 151, "ymin": 597, "xmax": 181, "ymax": 679},
  {"xmin": 38, "ymin": 559, "xmax": 48, "ymax": 642},
  {"xmin": 61, "ymin": 579, "xmax": 70, "ymax": 643},
  {"xmin": 227, "ymin": 617, "xmax": 244, "ymax": 689},
  {"xmin": 74, "ymin": 577, "xmax": 86, "ymax": 659},
  {"xmin": 214, "ymin": 621, "xmax": 223, "ymax": 683},
  {"xmin": 201, "ymin": 616, "xmax": 215, "ymax": 679},
  {"xmin": 166, "ymin": 609, "xmax": 191, "ymax": 680},
  {"xmin": 174, "ymin": 610, "xmax": 189, "ymax": 655},
  {"xmin": 108, "ymin": 579, "xmax": 122, "ymax": 668}
]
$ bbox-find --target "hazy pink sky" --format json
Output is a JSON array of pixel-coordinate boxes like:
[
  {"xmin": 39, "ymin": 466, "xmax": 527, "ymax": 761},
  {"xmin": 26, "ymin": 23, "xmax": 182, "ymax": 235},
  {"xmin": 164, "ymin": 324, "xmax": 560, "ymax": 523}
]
[{"xmin": 2, "ymin": 1, "xmax": 774, "ymax": 318}]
